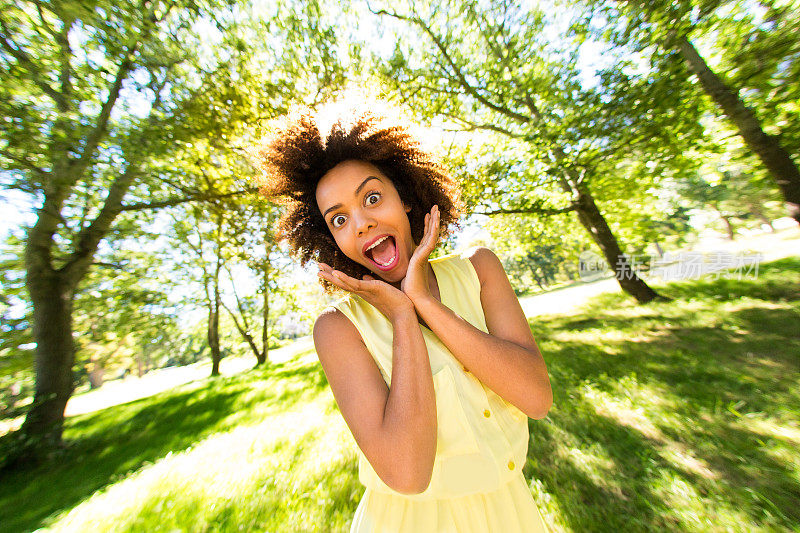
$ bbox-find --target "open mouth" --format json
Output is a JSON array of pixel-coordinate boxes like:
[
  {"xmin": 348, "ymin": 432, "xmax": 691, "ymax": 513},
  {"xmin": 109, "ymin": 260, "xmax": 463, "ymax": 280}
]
[{"xmin": 364, "ymin": 235, "xmax": 399, "ymax": 271}]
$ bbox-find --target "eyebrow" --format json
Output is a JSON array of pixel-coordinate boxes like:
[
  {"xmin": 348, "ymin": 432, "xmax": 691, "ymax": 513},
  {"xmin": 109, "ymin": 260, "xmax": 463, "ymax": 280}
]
[{"xmin": 322, "ymin": 176, "xmax": 383, "ymax": 219}]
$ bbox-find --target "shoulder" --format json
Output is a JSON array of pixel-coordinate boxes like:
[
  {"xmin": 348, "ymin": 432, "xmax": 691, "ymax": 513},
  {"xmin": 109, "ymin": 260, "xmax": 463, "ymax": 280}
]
[
  {"xmin": 313, "ymin": 306, "xmax": 365, "ymax": 350},
  {"xmin": 313, "ymin": 306, "xmax": 346, "ymax": 331},
  {"xmin": 463, "ymin": 246, "xmax": 506, "ymax": 288}
]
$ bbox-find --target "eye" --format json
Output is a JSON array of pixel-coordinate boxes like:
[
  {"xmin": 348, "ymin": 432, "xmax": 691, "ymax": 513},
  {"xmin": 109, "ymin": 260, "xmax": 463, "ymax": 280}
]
[
  {"xmin": 365, "ymin": 191, "xmax": 381, "ymax": 205},
  {"xmin": 331, "ymin": 214, "xmax": 346, "ymax": 228}
]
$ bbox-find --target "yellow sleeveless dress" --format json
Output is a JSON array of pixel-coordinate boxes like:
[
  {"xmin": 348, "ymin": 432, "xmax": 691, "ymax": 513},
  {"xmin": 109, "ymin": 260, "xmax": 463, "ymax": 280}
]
[{"xmin": 333, "ymin": 250, "xmax": 549, "ymax": 533}]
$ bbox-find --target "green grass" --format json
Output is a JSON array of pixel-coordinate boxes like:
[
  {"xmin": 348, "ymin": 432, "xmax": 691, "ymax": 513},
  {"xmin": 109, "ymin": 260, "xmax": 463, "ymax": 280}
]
[{"xmin": 1, "ymin": 257, "xmax": 798, "ymax": 532}]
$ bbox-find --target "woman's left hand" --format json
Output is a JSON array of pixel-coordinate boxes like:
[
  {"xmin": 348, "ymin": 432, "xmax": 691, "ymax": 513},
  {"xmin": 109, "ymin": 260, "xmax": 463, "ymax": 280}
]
[{"xmin": 401, "ymin": 205, "xmax": 440, "ymax": 303}]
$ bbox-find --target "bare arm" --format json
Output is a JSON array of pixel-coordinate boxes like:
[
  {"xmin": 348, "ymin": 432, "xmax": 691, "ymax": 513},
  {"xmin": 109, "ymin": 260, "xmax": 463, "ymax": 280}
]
[
  {"xmin": 313, "ymin": 305, "xmax": 437, "ymax": 494},
  {"xmin": 412, "ymin": 247, "xmax": 552, "ymax": 419}
]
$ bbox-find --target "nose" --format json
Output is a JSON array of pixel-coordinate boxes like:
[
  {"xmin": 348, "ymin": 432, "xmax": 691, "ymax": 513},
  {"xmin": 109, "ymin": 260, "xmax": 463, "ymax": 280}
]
[{"xmin": 354, "ymin": 209, "xmax": 376, "ymax": 237}]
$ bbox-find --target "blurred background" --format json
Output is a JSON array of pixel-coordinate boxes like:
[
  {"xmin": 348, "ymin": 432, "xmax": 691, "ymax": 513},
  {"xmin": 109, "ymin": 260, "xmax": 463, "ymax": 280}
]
[{"xmin": 1, "ymin": 0, "xmax": 798, "ymax": 531}]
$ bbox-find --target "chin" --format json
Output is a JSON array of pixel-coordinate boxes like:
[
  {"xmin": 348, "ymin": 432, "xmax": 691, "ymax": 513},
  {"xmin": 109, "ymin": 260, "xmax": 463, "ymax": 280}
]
[
  {"xmin": 375, "ymin": 272, "xmax": 406, "ymax": 283},
  {"xmin": 371, "ymin": 263, "xmax": 407, "ymax": 283}
]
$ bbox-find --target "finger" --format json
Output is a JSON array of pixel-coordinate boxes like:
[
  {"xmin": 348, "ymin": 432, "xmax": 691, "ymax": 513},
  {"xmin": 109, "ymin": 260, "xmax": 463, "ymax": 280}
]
[
  {"xmin": 331, "ymin": 269, "xmax": 359, "ymax": 291},
  {"xmin": 337, "ymin": 270, "xmax": 376, "ymax": 295},
  {"xmin": 422, "ymin": 210, "xmax": 440, "ymax": 254},
  {"xmin": 423, "ymin": 206, "xmax": 438, "ymax": 240},
  {"xmin": 421, "ymin": 212, "xmax": 433, "ymax": 245},
  {"xmin": 318, "ymin": 270, "xmax": 349, "ymax": 292},
  {"xmin": 363, "ymin": 274, "xmax": 376, "ymax": 281},
  {"xmin": 320, "ymin": 268, "xmax": 359, "ymax": 290}
]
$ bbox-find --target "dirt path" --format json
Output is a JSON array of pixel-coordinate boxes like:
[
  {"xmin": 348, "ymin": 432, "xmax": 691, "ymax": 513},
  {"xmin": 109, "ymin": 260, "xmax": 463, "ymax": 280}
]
[{"xmin": 63, "ymin": 337, "xmax": 315, "ymax": 417}]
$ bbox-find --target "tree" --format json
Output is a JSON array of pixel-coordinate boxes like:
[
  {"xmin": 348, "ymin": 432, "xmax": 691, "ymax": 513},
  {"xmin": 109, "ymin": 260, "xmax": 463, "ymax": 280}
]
[
  {"xmin": 168, "ymin": 197, "xmax": 244, "ymax": 377},
  {"xmin": 73, "ymin": 249, "xmax": 181, "ymax": 386},
  {"xmin": 0, "ymin": 0, "xmax": 265, "ymax": 461},
  {"xmin": 678, "ymin": 172, "xmax": 742, "ymax": 240},
  {"xmin": 489, "ymin": 218, "xmax": 588, "ymax": 293},
  {"xmin": 370, "ymin": 0, "xmax": 701, "ymax": 302},
  {"xmin": 580, "ymin": 0, "xmax": 800, "ymax": 225},
  {"xmin": 0, "ymin": 0, "xmax": 345, "ymax": 463},
  {"xmin": 220, "ymin": 195, "xmax": 283, "ymax": 367}
]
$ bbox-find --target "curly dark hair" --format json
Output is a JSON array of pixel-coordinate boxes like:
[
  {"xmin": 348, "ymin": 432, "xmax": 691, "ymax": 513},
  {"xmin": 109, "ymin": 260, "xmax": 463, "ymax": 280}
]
[{"xmin": 254, "ymin": 100, "xmax": 463, "ymax": 293}]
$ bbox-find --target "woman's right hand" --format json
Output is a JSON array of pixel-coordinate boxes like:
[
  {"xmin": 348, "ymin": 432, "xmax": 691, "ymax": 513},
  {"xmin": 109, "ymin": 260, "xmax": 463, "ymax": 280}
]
[{"xmin": 318, "ymin": 263, "xmax": 415, "ymax": 323}]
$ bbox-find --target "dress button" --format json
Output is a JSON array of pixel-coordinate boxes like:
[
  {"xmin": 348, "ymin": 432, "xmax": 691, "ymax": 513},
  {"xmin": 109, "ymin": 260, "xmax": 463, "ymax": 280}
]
[
  {"xmin": 508, "ymin": 460, "xmax": 515, "ymax": 470},
  {"xmin": 483, "ymin": 409, "xmax": 491, "ymax": 418}
]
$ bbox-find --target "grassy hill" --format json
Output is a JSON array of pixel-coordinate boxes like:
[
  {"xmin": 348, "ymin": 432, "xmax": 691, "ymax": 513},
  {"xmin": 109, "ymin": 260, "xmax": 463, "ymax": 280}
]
[{"xmin": 1, "ymin": 257, "xmax": 798, "ymax": 532}]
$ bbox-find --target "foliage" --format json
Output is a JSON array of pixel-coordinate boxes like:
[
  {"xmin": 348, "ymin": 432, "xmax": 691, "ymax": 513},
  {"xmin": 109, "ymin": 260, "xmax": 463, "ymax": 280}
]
[
  {"xmin": 482, "ymin": 211, "xmax": 593, "ymax": 294},
  {"xmin": 0, "ymin": 233, "xmax": 32, "ymax": 369},
  {"xmin": 72, "ymin": 250, "xmax": 182, "ymax": 381},
  {"xmin": 371, "ymin": 0, "xmax": 702, "ymax": 182},
  {"xmin": 570, "ymin": 0, "xmax": 800, "ymax": 218},
  {"xmin": 0, "ymin": 0, "xmax": 354, "ymax": 451},
  {"xmin": 362, "ymin": 0, "xmax": 705, "ymax": 302}
]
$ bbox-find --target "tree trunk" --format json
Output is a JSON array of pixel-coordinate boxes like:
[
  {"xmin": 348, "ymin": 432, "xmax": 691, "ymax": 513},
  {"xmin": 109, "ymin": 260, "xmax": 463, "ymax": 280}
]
[
  {"xmin": 19, "ymin": 272, "xmax": 76, "ymax": 461},
  {"xmin": 572, "ymin": 182, "xmax": 662, "ymax": 303},
  {"xmin": 529, "ymin": 267, "xmax": 546, "ymax": 290},
  {"xmin": 561, "ymin": 261, "xmax": 577, "ymax": 281},
  {"xmin": 257, "ymin": 285, "xmax": 268, "ymax": 366},
  {"xmin": 208, "ymin": 284, "xmax": 221, "ymax": 377},
  {"xmin": 222, "ymin": 299, "xmax": 262, "ymax": 363},
  {"xmin": 720, "ymin": 215, "xmax": 736, "ymax": 240},
  {"xmin": 549, "ymin": 144, "xmax": 663, "ymax": 303},
  {"xmin": 88, "ymin": 358, "xmax": 104, "ymax": 389},
  {"xmin": 677, "ymin": 36, "xmax": 800, "ymax": 225},
  {"xmin": 221, "ymin": 256, "xmax": 267, "ymax": 367},
  {"xmin": 259, "ymin": 245, "xmax": 271, "ymax": 366},
  {"xmin": 747, "ymin": 202, "xmax": 775, "ymax": 232},
  {"xmin": 222, "ymin": 288, "xmax": 269, "ymax": 367},
  {"xmin": 209, "ymin": 214, "xmax": 225, "ymax": 377}
]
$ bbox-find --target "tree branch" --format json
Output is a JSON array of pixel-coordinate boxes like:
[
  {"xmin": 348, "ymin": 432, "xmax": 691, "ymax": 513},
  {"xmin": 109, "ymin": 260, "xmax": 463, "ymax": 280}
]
[
  {"xmin": 0, "ymin": 15, "xmax": 66, "ymax": 108},
  {"xmin": 118, "ymin": 187, "xmax": 260, "ymax": 212},
  {"xmin": 0, "ymin": 149, "xmax": 48, "ymax": 176},
  {"xmin": 220, "ymin": 299, "xmax": 249, "ymax": 341},
  {"xmin": 60, "ymin": 163, "xmax": 138, "ymax": 282},
  {"xmin": 370, "ymin": 6, "xmax": 532, "ymax": 124},
  {"xmin": 73, "ymin": 0, "xmax": 165, "ymax": 176},
  {"xmin": 54, "ymin": 13, "xmax": 73, "ymax": 109},
  {"xmin": 72, "ymin": 48, "xmax": 137, "ymax": 176},
  {"xmin": 440, "ymin": 113, "xmax": 528, "ymax": 139},
  {"xmin": 91, "ymin": 261, "xmax": 125, "ymax": 270},
  {"xmin": 225, "ymin": 265, "xmax": 252, "ymax": 333}
]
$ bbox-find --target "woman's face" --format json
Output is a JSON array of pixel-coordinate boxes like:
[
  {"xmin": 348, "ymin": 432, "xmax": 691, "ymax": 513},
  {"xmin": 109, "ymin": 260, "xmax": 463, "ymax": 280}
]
[{"xmin": 316, "ymin": 160, "xmax": 415, "ymax": 283}]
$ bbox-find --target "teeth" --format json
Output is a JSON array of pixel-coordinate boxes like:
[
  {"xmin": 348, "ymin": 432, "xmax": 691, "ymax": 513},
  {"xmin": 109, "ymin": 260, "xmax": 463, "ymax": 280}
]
[{"xmin": 366, "ymin": 235, "xmax": 389, "ymax": 252}]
